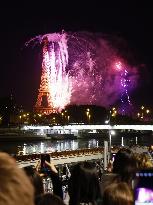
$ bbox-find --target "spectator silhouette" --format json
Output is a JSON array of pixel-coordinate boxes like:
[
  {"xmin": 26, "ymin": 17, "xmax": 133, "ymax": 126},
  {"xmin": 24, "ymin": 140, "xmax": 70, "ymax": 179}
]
[
  {"xmin": 113, "ymin": 148, "xmax": 137, "ymax": 185},
  {"xmin": 68, "ymin": 161, "xmax": 102, "ymax": 205},
  {"xmin": 24, "ymin": 165, "xmax": 44, "ymax": 197},
  {"xmin": 35, "ymin": 193, "xmax": 65, "ymax": 205},
  {"xmin": 0, "ymin": 152, "xmax": 34, "ymax": 205},
  {"xmin": 103, "ymin": 182, "xmax": 133, "ymax": 205},
  {"xmin": 101, "ymin": 148, "xmax": 137, "ymax": 194}
]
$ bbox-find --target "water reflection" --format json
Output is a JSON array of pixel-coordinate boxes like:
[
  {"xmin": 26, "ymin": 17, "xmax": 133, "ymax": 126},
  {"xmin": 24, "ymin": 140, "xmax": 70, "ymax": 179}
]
[
  {"xmin": 0, "ymin": 139, "xmax": 104, "ymax": 155},
  {"xmin": 88, "ymin": 139, "xmax": 99, "ymax": 148}
]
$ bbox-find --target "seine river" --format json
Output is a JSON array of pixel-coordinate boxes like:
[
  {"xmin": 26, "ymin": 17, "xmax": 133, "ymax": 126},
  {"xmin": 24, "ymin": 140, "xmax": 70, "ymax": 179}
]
[
  {"xmin": 0, "ymin": 132, "xmax": 151, "ymax": 155},
  {"xmin": 0, "ymin": 138, "xmax": 105, "ymax": 155}
]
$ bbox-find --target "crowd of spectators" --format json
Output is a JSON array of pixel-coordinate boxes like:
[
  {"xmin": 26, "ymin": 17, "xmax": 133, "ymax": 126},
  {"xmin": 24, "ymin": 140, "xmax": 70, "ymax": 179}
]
[{"xmin": 0, "ymin": 146, "xmax": 153, "ymax": 205}]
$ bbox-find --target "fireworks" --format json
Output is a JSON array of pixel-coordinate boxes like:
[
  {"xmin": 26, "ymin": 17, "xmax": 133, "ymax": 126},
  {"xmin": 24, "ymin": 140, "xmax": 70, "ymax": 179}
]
[
  {"xmin": 114, "ymin": 60, "xmax": 132, "ymax": 114},
  {"xmin": 27, "ymin": 31, "xmax": 139, "ymax": 114},
  {"xmin": 27, "ymin": 32, "xmax": 72, "ymax": 113}
]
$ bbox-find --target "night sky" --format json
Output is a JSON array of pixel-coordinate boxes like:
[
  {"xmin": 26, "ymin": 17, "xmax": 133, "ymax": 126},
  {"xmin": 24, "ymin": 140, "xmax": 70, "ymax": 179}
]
[{"xmin": 0, "ymin": 3, "xmax": 153, "ymax": 111}]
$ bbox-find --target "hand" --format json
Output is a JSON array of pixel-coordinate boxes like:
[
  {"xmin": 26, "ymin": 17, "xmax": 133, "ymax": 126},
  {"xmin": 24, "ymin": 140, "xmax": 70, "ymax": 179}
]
[
  {"xmin": 34, "ymin": 160, "xmax": 45, "ymax": 177},
  {"xmin": 45, "ymin": 160, "xmax": 58, "ymax": 174},
  {"xmin": 34, "ymin": 159, "xmax": 41, "ymax": 172}
]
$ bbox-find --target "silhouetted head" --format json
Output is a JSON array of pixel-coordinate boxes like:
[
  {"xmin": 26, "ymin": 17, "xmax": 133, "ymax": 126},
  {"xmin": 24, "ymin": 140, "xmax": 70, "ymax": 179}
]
[
  {"xmin": 103, "ymin": 182, "xmax": 133, "ymax": 205},
  {"xmin": 113, "ymin": 148, "xmax": 137, "ymax": 183},
  {"xmin": 139, "ymin": 152, "xmax": 153, "ymax": 169},
  {"xmin": 0, "ymin": 152, "xmax": 34, "ymax": 205},
  {"xmin": 24, "ymin": 165, "xmax": 44, "ymax": 197},
  {"xmin": 68, "ymin": 161, "xmax": 101, "ymax": 205},
  {"xmin": 35, "ymin": 193, "xmax": 65, "ymax": 205}
]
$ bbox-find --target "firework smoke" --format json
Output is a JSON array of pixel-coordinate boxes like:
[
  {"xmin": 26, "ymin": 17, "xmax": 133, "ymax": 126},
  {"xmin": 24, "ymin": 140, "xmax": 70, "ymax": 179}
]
[{"xmin": 27, "ymin": 31, "xmax": 139, "ymax": 113}]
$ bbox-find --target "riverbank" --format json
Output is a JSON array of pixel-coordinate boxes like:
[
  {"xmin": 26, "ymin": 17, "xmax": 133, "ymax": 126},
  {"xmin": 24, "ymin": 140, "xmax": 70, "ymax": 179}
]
[{"xmin": 16, "ymin": 147, "xmax": 104, "ymax": 167}]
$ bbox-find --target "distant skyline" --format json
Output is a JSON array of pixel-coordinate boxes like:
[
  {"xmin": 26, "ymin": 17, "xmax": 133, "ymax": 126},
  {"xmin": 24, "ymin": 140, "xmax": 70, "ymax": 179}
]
[{"xmin": 0, "ymin": 4, "xmax": 153, "ymax": 111}]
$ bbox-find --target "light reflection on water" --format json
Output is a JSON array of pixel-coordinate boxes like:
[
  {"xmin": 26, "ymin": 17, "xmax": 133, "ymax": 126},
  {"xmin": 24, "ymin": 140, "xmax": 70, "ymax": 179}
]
[{"xmin": 0, "ymin": 139, "xmax": 102, "ymax": 155}]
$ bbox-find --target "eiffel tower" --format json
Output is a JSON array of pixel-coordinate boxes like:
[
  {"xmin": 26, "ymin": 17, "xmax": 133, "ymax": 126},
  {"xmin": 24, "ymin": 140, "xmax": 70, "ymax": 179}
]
[{"xmin": 34, "ymin": 37, "xmax": 54, "ymax": 115}]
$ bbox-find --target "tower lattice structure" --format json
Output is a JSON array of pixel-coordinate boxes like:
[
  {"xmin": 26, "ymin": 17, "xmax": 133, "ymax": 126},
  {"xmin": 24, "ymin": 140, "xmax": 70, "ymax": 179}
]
[{"xmin": 34, "ymin": 37, "xmax": 54, "ymax": 115}]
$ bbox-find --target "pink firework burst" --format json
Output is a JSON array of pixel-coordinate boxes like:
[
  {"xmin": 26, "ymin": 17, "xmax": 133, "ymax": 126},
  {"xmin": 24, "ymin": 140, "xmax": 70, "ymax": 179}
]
[{"xmin": 27, "ymin": 31, "xmax": 139, "ymax": 113}]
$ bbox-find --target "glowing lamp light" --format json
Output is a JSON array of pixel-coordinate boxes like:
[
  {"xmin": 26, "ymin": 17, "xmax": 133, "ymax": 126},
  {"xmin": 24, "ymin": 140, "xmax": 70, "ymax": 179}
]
[
  {"xmin": 110, "ymin": 130, "xmax": 115, "ymax": 135},
  {"xmin": 105, "ymin": 120, "xmax": 109, "ymax": 124}
]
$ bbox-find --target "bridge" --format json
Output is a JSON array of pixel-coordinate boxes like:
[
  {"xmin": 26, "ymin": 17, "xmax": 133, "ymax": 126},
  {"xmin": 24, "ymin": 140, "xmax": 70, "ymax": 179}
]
[{"xmin": 22, "ymin": 124, "xmax": 153, "ymax": 136}]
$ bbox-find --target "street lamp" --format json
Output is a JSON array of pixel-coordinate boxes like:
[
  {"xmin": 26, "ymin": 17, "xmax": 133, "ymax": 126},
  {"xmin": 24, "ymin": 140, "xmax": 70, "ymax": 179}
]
[
  {"xmin": 88, "ymin": 114, "xmax": 91, "ymax": 124},
  {"xmin": 107, "ymin": 109, "xmax": 114, "ymax": 153},
  {"xmin": 146, "ymin": 109, "xmax": 150, "ymax": 114},
  {"xmin": 86, "ymin": 108, "xmax": 90, "ymax": 124},
  {"xmin": 68, "ymin": 115, "xmax": 70, "ymax": 123},
  {"xmin": 109, "ymin": 130, "xmax": 116, "ymax": 153},
  {"xmin": 105, "ymin": 120, "xmax": 109, "ymax": 124}
]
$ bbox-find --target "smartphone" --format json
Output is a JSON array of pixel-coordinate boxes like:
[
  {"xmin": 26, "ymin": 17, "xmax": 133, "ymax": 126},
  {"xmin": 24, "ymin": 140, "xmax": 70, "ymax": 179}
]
[
  {"xmin": 41, "ymin": 154, "xmax": 50, "ymax": 171},
  {"xmin": 134, "ymin": 168, "xmax": 153, "ymax": 205}
]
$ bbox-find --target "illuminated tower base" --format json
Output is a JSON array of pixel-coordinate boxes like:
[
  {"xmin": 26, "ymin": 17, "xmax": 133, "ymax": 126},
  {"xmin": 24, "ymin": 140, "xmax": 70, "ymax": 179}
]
[{"xmin": 34, "ymin": 92, "xmax": 55, "ymax": 115}]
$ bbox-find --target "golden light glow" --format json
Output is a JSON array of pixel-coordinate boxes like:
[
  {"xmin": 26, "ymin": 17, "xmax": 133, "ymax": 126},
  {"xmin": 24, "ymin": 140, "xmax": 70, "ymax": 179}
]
[
  {"xmin": 146, "ymin": 109, "xmax": 150, "ymax": 114},
  {"xmin": 86, "ymin": 111, "xmax": 89, "ymax": 116}
]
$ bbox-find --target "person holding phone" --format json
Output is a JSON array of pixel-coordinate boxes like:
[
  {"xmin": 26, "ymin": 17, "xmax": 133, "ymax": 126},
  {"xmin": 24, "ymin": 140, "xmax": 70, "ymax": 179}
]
[
  {"xmin": 24, "ymin": 156, "xmax": 63, "ymax": 200},
  {"xmin": 40, "ymin": 156, "xmax": 63, "ymax": 200}
]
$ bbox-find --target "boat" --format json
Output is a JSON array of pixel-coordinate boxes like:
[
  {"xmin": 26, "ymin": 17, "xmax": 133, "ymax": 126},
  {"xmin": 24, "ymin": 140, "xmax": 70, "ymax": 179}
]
[{"xmin": 0, "ymin": 128, "xmax": 48, "ymax": 141}]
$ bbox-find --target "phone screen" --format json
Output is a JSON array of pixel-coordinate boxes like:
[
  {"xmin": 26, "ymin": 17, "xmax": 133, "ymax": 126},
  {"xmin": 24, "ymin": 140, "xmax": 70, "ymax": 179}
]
[
  {"xmin": 41, "ymin": 154, "xmax": 50, "ymax": 170},
  {"xmin": 134, "ymin": 169, "xmax": 153, "ymax": 205}
]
